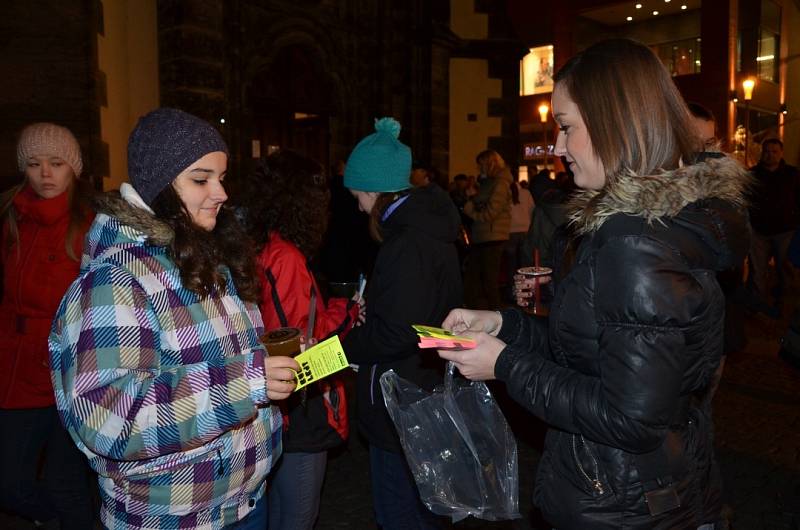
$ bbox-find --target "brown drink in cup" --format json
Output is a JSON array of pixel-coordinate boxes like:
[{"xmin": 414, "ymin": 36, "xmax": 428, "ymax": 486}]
[{"xmin": 261, "ymin": 327, "xmax": 302, "ymax": 358}]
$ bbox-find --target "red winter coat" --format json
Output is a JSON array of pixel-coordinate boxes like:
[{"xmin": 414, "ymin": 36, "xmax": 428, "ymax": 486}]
[
  {"xmin": 257, "ymin": 232, "xmax": 359, "ymax": 451},
  {"xmin": 0, "ymin": 186, "xmax": 92, "ymax": 408}
]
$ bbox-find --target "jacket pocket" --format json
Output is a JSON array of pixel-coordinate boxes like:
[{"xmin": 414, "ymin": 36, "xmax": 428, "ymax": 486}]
[
  {"xmin": 122, "ymin": 440, "xmax": 227, "ymax": 517},
  {"xmin": 570, "ymin": 434, "xmax": 615, "ymax": 499}
]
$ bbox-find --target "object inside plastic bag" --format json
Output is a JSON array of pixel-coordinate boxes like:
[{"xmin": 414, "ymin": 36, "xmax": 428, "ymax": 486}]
[{"xmin": 380, "ymin": 362, "xmax": 520, "ymax": 522}]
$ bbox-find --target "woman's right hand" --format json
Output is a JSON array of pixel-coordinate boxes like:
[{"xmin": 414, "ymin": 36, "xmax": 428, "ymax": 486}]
[
  {"xmin": 514, "ymin": 274, "xmax": 552, "ymax": 307},
  {"xmin": 265, "ymin": 355, "xmax": 301, "ymax": 401},
  {"xmin": 441, "ymin": 308, "xmax": 502, "ymax": 336}
]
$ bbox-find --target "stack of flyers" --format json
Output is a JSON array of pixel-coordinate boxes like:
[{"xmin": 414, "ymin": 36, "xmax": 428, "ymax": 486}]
[{"xmin": 413, "ymin": 324, "xmax": 477, "ymax": 350}]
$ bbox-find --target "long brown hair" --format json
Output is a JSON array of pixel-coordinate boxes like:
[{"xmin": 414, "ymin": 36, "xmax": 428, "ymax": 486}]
[
  {"xmin": 554, "ymin": 39, "xmax": 701, "ymax": 184},
  {"xmin": 150, "ymin": 184, "xmax": 260, "ymax": 303},
  {"xmin": 1, "ymin": 177, "xmax": 94, "ymax": 261}
]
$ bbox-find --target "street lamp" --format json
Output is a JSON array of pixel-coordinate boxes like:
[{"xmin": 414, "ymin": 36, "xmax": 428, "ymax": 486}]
[
  {"xmin": 743, "ymin": 77, "xmax": 755, "ymax": 166},
  {"xmin": 538, "ymin": 103, "xmax": 549, "ymax": 173}
]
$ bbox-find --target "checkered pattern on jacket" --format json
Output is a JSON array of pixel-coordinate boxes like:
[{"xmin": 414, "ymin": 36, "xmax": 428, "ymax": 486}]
[{"xmin": 49, "ymin": 200, "xmax": 281, "ymax": 530}]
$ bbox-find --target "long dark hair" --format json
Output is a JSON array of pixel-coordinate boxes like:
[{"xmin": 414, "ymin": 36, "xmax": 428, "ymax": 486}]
[
  {"xmin": 1, "ymin": 177, "xmax": 94, "ymax": 261},
  {"xmin": 236, "ymin": 149, "xmax": 330, "ymax": 258},
  {"xmin": 150, "ymin": 184, "xmax": 259, "ymax": 303}
]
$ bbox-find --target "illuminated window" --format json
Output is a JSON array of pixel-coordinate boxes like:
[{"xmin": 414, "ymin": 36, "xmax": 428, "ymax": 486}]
[
  {"xmin": 520, "ymin": 45, "xmax": 554, "ymax": 95},
  {"xmin": 656, "ymin": 37, "xmax": 701, "ymax": 77},
  {"xmin": 757, "ymin": 0, "xmax": 780, "ymax": 82}
]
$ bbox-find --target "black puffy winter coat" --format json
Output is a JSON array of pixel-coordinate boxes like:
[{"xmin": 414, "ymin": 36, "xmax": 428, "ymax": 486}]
[
  {"xmin": 494, "ymin": 156, "xmax": 751, "ymax": 529},
  {"xmin": 343, "ymin": 184, "xmax": 463, "ymax": 452}
]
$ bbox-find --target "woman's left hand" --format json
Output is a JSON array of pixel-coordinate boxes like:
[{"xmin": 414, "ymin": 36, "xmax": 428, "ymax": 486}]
[{"xmin": 437, "ymin": 331, "xmax": 506, "ymax": 381}]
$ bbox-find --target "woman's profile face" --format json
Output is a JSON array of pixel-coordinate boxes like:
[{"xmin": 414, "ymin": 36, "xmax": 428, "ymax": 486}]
[
  {"xmin": 173, "ymin": 151, "xmax": 228, "ymax": 231},
  {"xmin": 24, "ymin": 155, "xmax": 75, "ymax": 199},
  {"xmin": 350, "ymin": 189, "xmax": 378, "ymax": 214},
  {"xmin": 552, "ymin": 83, "xmax": 606, "ymax": 190}
]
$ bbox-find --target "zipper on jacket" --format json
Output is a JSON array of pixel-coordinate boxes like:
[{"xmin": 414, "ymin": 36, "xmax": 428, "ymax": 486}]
[
  {"xmin": 572, "ymin": 434, "xmax": 605, "ymax": 495},
  {"xmin": 370, "ymin": 365, "xmax": 377, "ymax": 405}
]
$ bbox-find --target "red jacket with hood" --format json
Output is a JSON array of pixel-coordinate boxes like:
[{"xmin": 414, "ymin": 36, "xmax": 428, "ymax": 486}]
[{"xmin": 257, "ymin": 232, "xmax": 359, "ymax": 451}]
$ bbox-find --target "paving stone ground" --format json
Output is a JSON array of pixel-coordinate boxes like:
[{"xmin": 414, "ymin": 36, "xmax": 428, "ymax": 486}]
[{"xmin": 3, "ymin": 297, "xmax": 799, "ymax": 530}]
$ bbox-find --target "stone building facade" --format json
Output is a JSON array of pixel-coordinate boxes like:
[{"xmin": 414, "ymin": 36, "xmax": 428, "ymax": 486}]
[{"xmin": 1, "ymin": 0, "xmax": 523, "ymax": 191}]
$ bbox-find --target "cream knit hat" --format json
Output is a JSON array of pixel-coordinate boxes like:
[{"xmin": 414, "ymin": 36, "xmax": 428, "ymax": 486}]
[{"xmin": 17, "ymin": 123, "xmax": 83, "ymax": 177}]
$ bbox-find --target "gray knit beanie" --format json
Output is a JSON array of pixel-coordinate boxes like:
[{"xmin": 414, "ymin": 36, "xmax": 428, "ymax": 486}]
[
  {"xmin": 127, "ymin": 108, "xmax": 229, "ymax": 205},
  {"xmin": 17, "ymin": 123, "xmax": 83, "ymax": 177}
]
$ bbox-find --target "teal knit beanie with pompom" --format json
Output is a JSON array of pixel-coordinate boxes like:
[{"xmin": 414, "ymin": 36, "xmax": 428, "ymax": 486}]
[{"xmin": 344, "ymin": 117, "xmax": 412, "ymax": 192}]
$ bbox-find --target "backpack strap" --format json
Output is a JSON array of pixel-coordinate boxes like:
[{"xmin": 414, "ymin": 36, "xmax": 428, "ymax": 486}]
[{"xmin": 264, "ymin": 267, "xmax": 289, "ymax": 328}]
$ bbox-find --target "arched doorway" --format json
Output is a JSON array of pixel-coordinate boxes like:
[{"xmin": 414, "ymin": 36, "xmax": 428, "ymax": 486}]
[{"xmin": 247, "ymin": 45, "xmax": 333, "ymax": 170}]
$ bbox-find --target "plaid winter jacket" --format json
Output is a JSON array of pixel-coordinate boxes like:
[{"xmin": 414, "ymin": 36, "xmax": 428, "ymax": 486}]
[{"xmin": 49, "ymin": 188, "xmax": 281, "ymax": 529}]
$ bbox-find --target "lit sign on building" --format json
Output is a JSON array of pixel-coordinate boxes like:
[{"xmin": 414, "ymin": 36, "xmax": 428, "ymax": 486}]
[
  {"xmin": 523, "ymin": 143, "xmax": 554, "ymax": 160},
  {"xmin": 520, "ymin": 45, "xmax": 554, "ymax": 96}
]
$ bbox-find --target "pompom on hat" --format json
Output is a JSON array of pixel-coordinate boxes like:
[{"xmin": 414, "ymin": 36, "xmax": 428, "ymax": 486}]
[
  {"xmin": 344, "ymin": 117, "xmax": 411, "ymax": 192},
  {"xmin": 17, "ymin": 123, "xmax": 83, "ymax": 177},
  {"xmin": 127, "ymin": 108, "xmax": 229, "ymax": 205}
]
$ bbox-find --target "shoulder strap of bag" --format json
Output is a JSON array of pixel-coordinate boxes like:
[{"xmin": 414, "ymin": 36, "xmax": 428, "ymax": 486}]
[
  {"xmin": 264, "ymin": 267, "xmax": 289, "ymax": 328},
  {"xmin": 307, "ymin": 281, "xmax": 317, "ymax": 341}
]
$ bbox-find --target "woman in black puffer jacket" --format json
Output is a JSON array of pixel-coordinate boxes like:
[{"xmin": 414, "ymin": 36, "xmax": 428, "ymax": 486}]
[{"xmin": 439, "ymin": 39, "xmax": 751, "ymax": 530}]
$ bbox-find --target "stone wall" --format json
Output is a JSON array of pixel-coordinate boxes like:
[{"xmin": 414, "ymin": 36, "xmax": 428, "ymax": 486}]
[{"xmin": 0, "ymin": 0, "xmax": 103, "ymax": 190}]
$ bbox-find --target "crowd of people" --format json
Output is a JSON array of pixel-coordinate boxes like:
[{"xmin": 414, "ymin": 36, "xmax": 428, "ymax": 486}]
[{"xmin": 0, "ymin": 36, "xmax": 796, "ymax": 530}]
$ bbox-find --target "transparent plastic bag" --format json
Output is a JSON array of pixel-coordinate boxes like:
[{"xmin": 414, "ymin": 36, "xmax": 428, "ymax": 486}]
[{"xmin": 380, "ymin": 362, "xmax": 520, "ymax": 522}]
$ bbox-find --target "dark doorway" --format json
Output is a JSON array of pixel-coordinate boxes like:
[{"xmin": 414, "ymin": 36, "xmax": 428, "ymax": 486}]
[{"xmin": 247, "ymin": 45, "xmax": 332, "ymax": 169}]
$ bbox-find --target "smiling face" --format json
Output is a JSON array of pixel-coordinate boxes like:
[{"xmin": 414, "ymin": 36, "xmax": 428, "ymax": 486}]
[
  {"xmin": 552, "ymin": 83, "xmax": 606, "ymax": 191},
  {"xmin": 172, "ymin": 151, "xmax": 228, "ymax": 231},
  {"xmin": 24, "ymin": 155, "xmax": 76, "ymax": 199}
]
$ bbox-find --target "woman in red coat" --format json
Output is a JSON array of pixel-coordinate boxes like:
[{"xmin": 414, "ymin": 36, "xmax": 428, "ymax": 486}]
[
  {"xmin": 0, "ymin": 123, "xmax": 95, "ymax": 528},
  {"xmin": 236, "ymin": 149, "xmax": 362, "ymax": 530}
]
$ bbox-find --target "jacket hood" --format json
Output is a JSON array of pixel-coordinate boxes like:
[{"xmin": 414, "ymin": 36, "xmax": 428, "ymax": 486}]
[
  {"xmin": 382, "ymin": 184, "xmax": 460, "ymax": 243},
  {"xmin": 570, "ymin": 155, "xmax": 753, "ymax": 269},
  {"xmin": 86, "ymin": 191, "xmax": 174, "ymax": 260}
]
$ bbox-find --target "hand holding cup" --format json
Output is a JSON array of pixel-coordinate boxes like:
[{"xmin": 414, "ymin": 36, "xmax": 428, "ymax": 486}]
[
  {"xmin": 265, "ymin": 355, "xmax": 301, "ymax": 401},
  {"xmin": 514, "ymin": 266, "xmax": 552, "ymax": 308}
]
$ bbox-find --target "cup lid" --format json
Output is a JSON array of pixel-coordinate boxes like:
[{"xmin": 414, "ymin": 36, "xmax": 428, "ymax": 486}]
[
  {"xmin": 262, "ymin": 327, "xmax": 302, "ymax": 343},
  {"xmin": 517, "ymin": 266, "xmax": 553, "ymax": 276}
]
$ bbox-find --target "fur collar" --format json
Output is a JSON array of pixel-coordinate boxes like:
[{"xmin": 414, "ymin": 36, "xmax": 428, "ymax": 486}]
[
  {"xmin": 93, "ymin": 190, "xmax": 174, "ymax": 246},
  {"xmin": 569, "ymin": 155, "xmax": 752, "ymax": 235}
]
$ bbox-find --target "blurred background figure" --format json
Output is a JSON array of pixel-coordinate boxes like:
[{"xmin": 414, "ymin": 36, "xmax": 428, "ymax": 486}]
[
  {"xmin": 687, "ymin": 102, "xmax": 717, "ymax": 149},
  {"xmin": 503, "ymin": 173, "xmax": 535, "ymax": 302},
  {"xmin": 462, "ymin": 149, "xmax": 512, "ymax": 309},
  {"xmin": 521, "ymin": 169, "xmax": 573, "ymax": 275},
  {"xmin": 747, "ymin": 138, "xmax": 800, "ymax": 317},
  {"xmin": 0, "ymin": 123, "xmax": 95, "ymax": 529}
]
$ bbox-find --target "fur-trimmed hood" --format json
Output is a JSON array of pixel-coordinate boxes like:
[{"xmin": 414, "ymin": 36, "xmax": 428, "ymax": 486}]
[
  {"xmin": 86, "ymin": 190, "xmax": 174, "ymax": 261},
  {"xmin": 569, "ymin": 155, "xmax": 751, "ymax": 235}
]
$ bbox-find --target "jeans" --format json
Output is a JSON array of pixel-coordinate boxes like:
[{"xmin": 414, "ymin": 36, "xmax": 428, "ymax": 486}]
[
  {"xmin": 748, "ymin": 230, "xmax": 793, "ymax": 306},
  {"xmin": 229, "ymin": 494, "xmax": 267, "ymax": 529},
  {"xmin": 369, "ymin": 446, "xmax": 443, "ymax": 530},
  {"xmin": 0, "ymin": 406, "xmax": 94, "ymax": 530},
  {"xmin": 268, "ymin": 451, "xmax": 327, "ymax": 530}
]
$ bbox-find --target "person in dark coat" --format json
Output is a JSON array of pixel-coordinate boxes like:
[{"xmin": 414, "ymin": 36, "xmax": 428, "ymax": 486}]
[
  {"xmin": 438, "ymin": 39, "xmax": 751, "ymax": 530},
  {"xmin": 342, "ymin": 117, "xmax": 462, "ymax": 530},
  {"xmin": 747, "ymin": 138, "xmax": 800, "ymax": 314}
]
